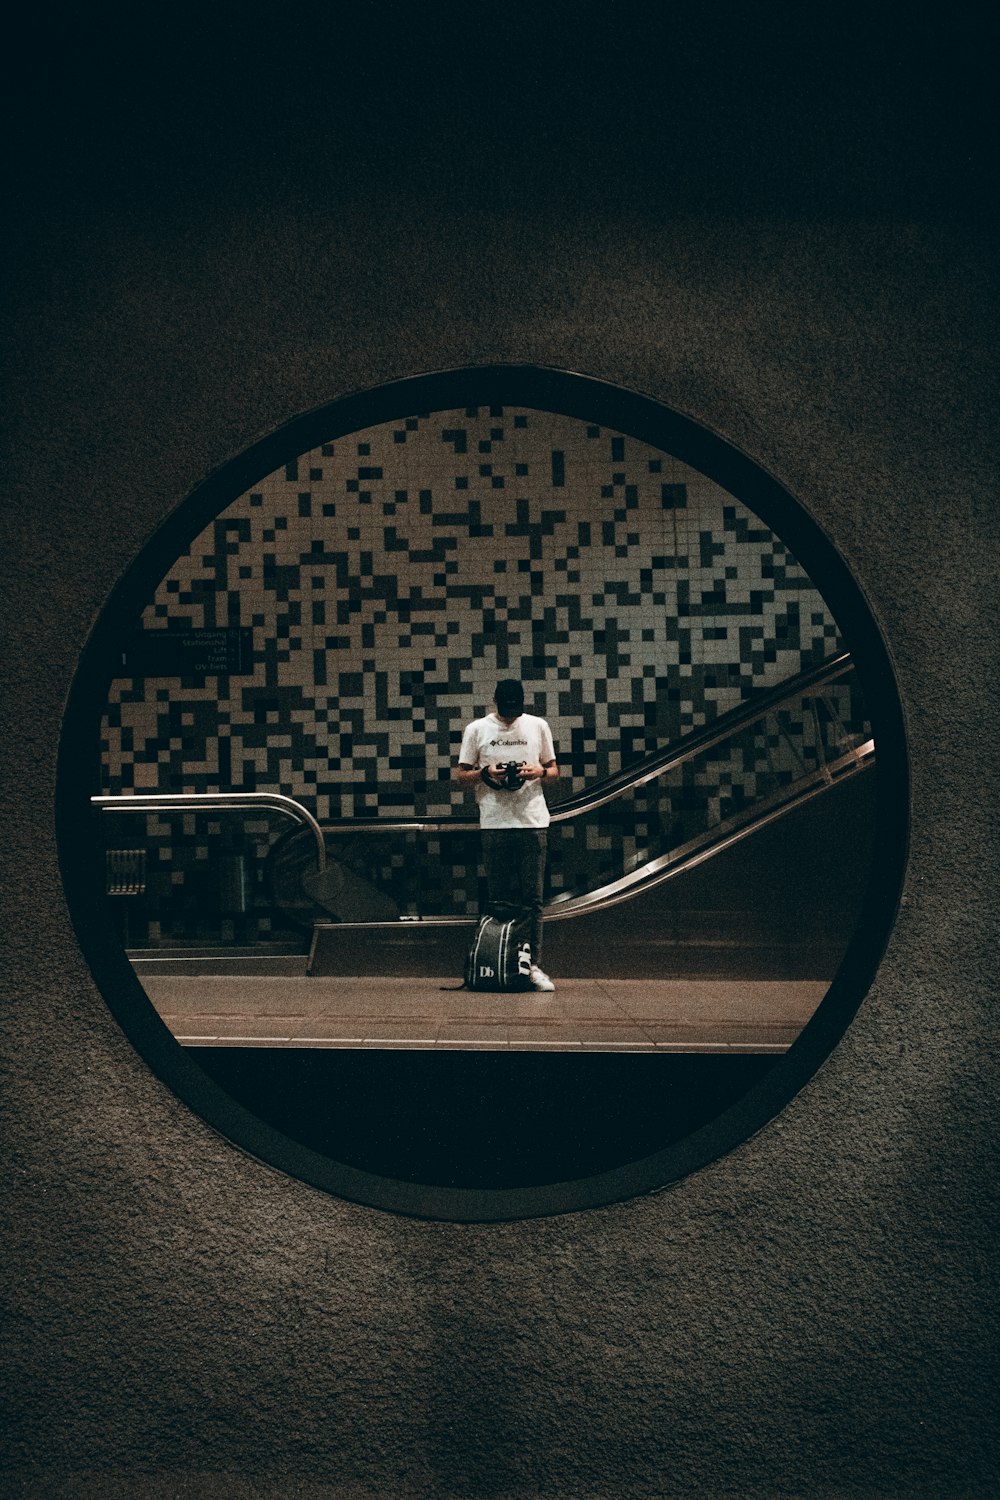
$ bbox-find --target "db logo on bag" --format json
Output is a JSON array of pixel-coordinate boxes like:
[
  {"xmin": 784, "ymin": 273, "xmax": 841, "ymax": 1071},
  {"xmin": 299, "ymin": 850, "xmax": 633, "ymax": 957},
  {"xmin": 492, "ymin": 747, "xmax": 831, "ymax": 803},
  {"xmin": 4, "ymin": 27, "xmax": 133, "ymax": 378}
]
[{"xmin": 464, "ymin": 915, "xmax": 535, "ymax": 991}]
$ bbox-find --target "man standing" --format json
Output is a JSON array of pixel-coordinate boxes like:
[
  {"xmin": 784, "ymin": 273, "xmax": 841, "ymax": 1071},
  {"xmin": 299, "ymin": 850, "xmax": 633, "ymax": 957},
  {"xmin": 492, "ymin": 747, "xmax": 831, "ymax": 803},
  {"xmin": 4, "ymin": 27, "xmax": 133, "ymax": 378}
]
[{"xmin": 456, "ymin": 678, "xmax": 559, "ymax": 991}]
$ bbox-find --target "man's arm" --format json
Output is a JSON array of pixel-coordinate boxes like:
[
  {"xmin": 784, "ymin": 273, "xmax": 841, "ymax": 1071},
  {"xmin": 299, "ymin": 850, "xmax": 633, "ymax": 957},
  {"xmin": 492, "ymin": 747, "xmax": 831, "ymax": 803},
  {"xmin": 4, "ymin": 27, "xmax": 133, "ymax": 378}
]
[
  {"xmin": 521, "ymin": 719, "xmax": 559, "ymax": 782},
  {"xmin": 518, "ymin": 759, "xmax": 558, "ymax": 783},
  {"xmin": 456, "ymin": 761, "xmax": 483, "ymax": 789}
]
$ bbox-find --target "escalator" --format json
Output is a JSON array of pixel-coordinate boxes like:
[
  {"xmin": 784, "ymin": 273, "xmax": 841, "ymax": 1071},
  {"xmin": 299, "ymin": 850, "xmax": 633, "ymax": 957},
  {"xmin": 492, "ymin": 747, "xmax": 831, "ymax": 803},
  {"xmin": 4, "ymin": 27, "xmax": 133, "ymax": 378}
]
[
  {"xmin": 303, "ymin": 650, "xmax": 874, "ymax": 981},
  {"xmin": 94, "ymin": 650, "xmax": 873, "ymax": 983}
]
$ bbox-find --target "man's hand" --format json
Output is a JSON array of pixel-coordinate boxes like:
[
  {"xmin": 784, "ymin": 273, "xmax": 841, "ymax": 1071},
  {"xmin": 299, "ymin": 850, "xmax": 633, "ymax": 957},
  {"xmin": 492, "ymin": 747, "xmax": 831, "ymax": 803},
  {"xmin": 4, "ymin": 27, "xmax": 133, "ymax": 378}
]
[{"xmin": 518, "ymin": 762, "xmax": 545, "ymax": 781}]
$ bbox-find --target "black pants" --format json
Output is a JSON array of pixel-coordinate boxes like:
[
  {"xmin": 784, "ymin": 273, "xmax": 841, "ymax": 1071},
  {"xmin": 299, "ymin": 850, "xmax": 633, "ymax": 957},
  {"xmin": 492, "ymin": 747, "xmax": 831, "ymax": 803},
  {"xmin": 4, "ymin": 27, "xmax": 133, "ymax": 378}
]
[{"xmin": 481, "ymin": 828, "xmax": 547, "ymax": 964}]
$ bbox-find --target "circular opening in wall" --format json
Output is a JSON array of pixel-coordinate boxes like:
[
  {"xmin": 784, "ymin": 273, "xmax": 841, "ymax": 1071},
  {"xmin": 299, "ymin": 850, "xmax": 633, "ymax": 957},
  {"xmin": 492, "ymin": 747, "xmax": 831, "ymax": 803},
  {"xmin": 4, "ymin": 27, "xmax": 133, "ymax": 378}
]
[{"xmin": 57, "ymin": 366, "xmax": 908, "ymax": 1221}]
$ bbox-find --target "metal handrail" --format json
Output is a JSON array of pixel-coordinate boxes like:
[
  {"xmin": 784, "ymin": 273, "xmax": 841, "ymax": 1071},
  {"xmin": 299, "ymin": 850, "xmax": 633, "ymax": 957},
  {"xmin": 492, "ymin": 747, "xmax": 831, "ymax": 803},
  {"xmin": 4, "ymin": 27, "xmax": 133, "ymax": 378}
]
[
  {"xmin": 90, "ymin": 653, "xmax": 865, "ymax": 866},
  {"xmin": 317, "ymin": 649, "xmax": 861, "ymax": 835},
  {"xmin": 309, "ymin": 739, "xmax": 877, "ymax": 944},
  {"xmin": 543, "ymin": 739, "xmax": 875, "ymax": 919},
  {"xmin": 90, "ymin": 791, "xmax": 327, "ymax": 873}
]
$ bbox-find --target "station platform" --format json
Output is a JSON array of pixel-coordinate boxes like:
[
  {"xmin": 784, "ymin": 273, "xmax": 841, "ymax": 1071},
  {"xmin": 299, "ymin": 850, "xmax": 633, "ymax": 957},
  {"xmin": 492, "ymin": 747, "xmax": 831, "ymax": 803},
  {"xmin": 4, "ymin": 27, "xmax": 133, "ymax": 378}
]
[{"xmin": 138, "ymin": 971, "xmax": 828, "ymax": 1052}]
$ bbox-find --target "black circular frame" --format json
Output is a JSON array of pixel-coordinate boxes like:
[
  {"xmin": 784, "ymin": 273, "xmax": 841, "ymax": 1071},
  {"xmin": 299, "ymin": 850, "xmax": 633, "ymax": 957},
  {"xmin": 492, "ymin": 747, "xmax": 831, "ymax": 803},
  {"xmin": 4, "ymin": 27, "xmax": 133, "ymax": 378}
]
[{"xmin": 56, "ymin": 365, "xmax": 909, "ymax": 1221}]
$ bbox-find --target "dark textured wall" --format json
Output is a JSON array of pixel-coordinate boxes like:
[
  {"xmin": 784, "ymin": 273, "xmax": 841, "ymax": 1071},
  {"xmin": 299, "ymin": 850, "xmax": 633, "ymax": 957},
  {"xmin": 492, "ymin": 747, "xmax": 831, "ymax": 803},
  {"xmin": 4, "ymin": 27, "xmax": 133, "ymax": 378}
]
[{"xmin": 3, "ymin": 12, "xmax": 997, "ymax": 1497}]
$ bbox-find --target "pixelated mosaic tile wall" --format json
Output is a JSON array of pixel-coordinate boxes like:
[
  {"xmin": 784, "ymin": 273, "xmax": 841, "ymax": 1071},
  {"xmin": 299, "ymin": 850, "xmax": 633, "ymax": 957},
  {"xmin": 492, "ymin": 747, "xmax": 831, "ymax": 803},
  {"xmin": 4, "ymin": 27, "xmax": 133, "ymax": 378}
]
[{"xmin": 100, "ymin": 407, "xmax": 851, "ymax": 939}]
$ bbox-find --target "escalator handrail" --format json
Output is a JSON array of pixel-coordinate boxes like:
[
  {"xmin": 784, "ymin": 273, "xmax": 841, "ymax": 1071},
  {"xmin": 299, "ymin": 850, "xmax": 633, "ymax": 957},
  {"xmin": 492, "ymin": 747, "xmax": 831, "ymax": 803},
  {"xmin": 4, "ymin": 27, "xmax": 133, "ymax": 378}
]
[
  {"xmin": 90, "ymin": 791, "xmax": 328, "ymax": 873},
  {"xmin": 319, "ymin": 649, "xmax": 861, "ymax": 834},
  {"xmin": 91, "ymin": 651, "xmax": 862, "ymax": 849},
  {"xmin": 309, "ymin": 737, "xmax": 877, "ymax": 935},
  {"xmin": 543, "ymin": 738, "xmax": 876, "ymax": 919}
]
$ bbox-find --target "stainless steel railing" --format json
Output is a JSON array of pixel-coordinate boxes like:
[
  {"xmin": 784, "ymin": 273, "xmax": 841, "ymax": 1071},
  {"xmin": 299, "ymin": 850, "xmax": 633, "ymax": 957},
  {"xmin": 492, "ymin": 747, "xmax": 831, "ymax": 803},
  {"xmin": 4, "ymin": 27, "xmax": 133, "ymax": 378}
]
[
  {"xmin": 90, "ymin": 791, "xmax": 327, "ymax": 873},
  {"xmin": 543, "ymin": 736, "xmax": 875, "ymax": 920},
  {"xmin": 313, "ymin": 649, "xmax": 862, "ymax": 836},
  {"xmin": 91, "ymin": 652, "xmax": 868, "ymax": 903}
]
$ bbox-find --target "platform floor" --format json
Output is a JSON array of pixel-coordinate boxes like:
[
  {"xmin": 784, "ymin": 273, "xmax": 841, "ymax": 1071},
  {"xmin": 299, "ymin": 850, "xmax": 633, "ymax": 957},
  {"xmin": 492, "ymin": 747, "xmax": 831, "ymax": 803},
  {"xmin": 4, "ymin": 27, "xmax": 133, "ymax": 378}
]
[{"xmin": 139, "ymin": 972, "xmax": 829, "ymax": 1051}]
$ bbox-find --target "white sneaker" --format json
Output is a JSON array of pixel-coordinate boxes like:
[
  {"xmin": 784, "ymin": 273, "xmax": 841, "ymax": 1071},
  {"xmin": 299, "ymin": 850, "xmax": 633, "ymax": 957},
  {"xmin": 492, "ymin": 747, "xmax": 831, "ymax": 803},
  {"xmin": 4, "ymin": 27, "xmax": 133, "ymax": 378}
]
[{"xmin": 529, "ymin": 964, "xmax": 555, "ymax": 992}]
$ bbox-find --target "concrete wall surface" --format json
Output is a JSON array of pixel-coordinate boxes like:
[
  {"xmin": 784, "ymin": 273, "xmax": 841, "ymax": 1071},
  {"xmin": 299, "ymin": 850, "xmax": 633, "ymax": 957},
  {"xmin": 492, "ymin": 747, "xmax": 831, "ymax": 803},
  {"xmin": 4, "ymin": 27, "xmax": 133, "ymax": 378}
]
[{"xmin": 2, "ymin": 13, "xmax": 997, "ymax": 1498}]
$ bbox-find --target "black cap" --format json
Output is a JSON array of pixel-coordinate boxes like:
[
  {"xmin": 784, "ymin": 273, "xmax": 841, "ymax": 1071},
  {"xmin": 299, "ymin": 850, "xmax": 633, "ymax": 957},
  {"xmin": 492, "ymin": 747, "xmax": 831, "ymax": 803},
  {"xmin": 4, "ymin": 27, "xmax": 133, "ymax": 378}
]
[{"xmin": 494, "ymin": 679, "xmax": 525, "ymax": 717}]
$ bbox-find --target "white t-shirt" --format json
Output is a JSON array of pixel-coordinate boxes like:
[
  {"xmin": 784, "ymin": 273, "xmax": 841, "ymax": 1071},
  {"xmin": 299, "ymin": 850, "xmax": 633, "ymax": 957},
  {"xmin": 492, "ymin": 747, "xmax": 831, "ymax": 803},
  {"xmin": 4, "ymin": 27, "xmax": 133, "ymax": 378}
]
[{"xmin": 459, "ymin": 712, "xmax": 556, "ymax": 829}]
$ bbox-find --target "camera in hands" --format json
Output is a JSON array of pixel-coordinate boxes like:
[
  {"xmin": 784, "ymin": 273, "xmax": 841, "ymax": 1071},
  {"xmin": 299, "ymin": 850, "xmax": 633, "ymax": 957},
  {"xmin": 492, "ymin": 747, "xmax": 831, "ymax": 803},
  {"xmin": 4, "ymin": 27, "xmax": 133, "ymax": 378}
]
[{"xmin": 483, "ymin": 760, "xmax": 526, "ymax": 790}]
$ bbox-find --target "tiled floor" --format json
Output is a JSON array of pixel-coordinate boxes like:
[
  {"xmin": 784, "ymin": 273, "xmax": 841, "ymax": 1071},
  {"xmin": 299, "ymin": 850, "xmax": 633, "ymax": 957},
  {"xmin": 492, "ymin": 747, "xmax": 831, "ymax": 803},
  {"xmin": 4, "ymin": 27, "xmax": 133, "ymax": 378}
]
[{"xmin": 139, "ymin": 972, "xmax": 829, "ymax": 1051}]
